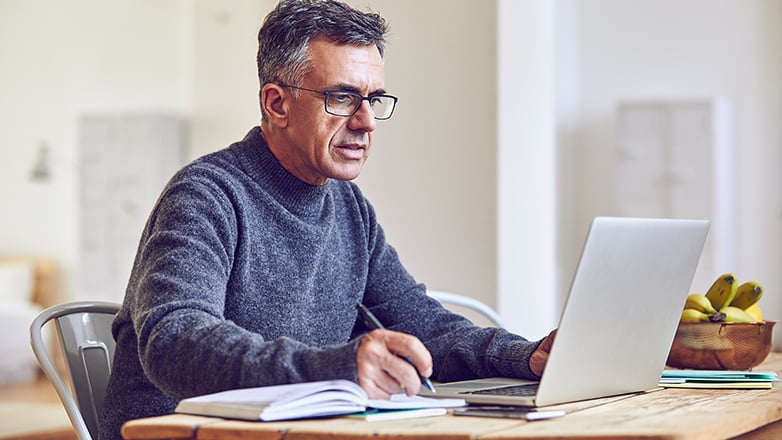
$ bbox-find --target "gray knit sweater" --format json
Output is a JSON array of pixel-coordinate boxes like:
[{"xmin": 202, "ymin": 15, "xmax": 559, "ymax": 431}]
[{"xmin": 98, "ymin": 127, "xmax": 541, "ymax": 439}]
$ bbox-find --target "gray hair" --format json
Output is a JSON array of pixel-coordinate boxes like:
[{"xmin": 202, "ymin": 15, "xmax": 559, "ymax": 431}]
[{"xmin": 257, "ymin": 0, "xmax": 389, "ymax": 119}]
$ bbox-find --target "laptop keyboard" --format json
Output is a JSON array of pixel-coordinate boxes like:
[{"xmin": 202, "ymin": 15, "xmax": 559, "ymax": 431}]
[{"xmin": 462, "ymin": 383, "xmax": 539, "ymax": 397}]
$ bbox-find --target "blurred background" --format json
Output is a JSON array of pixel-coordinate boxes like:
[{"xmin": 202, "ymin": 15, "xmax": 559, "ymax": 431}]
[{"xmin": 1, "ymin": 0, "xmax": 780, "ymax": 346}]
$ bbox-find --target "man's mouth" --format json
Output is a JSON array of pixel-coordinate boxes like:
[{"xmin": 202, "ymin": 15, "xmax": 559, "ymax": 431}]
[
  {"xmin": 337, "ymin": 144, "xmax": 365, "ymax": 150},
  {"xmin": 334, "ymin": 143, "xmax": 367, "ymax": 160}
]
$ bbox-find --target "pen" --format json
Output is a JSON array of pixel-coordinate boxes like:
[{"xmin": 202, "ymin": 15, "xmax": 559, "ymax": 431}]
[{"xmin": 357, "ymin": 304, "xmax": 436, "ymax": 393}]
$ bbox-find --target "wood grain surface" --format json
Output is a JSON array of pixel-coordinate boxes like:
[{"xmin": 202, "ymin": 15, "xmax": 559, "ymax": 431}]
[{"xmin": 122, "ymin": 353, "xmax": 782, "ymax": 440}]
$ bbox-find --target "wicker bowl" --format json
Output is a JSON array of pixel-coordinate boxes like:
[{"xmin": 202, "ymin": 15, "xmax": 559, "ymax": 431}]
[{"xmin": 666, "ymin": 320, "xmax": 776, "ymax": 370}]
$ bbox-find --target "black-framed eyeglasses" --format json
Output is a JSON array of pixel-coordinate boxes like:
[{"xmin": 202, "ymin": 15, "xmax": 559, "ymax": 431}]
[{"xmin": 278, "ymin": 83, "xmax": 398, "ymax": 120}]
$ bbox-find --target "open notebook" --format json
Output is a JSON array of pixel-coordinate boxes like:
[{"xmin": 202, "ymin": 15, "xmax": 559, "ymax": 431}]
[
  {"xmin": 175, "ymin": 379, "xmax": 465, "ymax": 421},
  {"xmin": 421, "ymin": 217, "xmax": 709, "ymax": 407}
]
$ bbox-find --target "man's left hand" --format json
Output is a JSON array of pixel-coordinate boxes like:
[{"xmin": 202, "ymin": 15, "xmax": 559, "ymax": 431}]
[{"xmin": 529, "ymin": 329, "xmax": 557, "ymax": 377}]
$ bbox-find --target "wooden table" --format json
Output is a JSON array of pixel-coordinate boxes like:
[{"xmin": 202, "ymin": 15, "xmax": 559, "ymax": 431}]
[{"xmin": 122, "ymin": 353, "xmax": 782, "ymax": 440}]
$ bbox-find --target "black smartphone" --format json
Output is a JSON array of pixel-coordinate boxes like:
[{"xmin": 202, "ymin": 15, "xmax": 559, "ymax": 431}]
[{"xmin": 452, "ymin": 406, "xmax": 566, "ymax": 421}]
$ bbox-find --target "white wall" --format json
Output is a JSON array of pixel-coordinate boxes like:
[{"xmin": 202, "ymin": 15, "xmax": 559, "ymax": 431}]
[
  {"xmin": 0, "ymin": 0, "xmax": 190, "ymax": 300},
  {"xmin": 557, "ymin": 0, "xmax": 782, "ymax": 346},
  {"xmin": 189, "ymin": 0, "xmax": 271, "ymax": 156},
  {"xmin": 497, "ymin": 0, "xmax": 558, "ymax": 339}
]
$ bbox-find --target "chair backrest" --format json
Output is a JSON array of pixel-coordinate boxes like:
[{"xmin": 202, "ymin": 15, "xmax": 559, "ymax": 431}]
[
  {"xmin": 29, "ymin": 301, "xmax": 121, "ymax": 440},
  {"xmin": 427, "ymin": 290, "xmax": 506, "ymax": 328}
]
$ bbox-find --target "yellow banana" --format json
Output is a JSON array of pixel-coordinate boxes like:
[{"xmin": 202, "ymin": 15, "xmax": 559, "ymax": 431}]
[
  {"xmin": 730, "ymin": 281, "xmax": 763, "ymax": 310},
  {"xmin": 704, "ymin": 273, "xmax": 737, "ymax": 310},
  {"xmin": 680, "ymin": 308, "xmax": 711, "ymax": 323},
  {"xmin": 684, "ymin": 293, "xmax": 717, "ymax": 314},
  {"xmin": 746, "ymin": 303, "xmax": 763, "ymax": 321},
  {"xmin": 719, "ymin": 306, "xmax": 758, "ymax": 323}
]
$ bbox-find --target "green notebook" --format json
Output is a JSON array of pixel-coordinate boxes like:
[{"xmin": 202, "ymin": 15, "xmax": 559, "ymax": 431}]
[{"xmin": 659, "ymin": 370, "xmax": 778, "ymax": 389}]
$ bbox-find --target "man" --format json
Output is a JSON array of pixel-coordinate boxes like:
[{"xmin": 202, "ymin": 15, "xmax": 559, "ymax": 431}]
[{"xmin": 99, "ymin": 1, "xmax": 554, "ymax": 438}]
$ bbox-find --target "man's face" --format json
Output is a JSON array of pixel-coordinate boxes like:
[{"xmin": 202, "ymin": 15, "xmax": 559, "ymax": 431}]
[{"xmin": 280, "ymin": 37, "xmax": 385, "ymax": 186}]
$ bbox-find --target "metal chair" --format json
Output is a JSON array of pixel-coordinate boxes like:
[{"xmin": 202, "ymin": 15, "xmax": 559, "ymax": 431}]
[
  {"xmin": 29, "ymin": 301, "xmax": 121, "ymax": 440},
  {"xmin": 427, "ymin": 289, "xmax": 506, "ymax": 328}
]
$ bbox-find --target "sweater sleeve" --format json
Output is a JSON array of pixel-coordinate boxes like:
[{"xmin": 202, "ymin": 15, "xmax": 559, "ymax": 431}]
[
  {"xmin": 356, "ymin": 195, "xmax": 543, "ymax": 382},
  {"xmin": 123, "ymin": 174, "xmax": 361, "ymax": 399}
]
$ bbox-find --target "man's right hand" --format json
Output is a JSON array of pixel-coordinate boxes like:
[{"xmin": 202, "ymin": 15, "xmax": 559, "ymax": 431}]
[{"xmin": 356, "ymin": 329, "xmax": 433, "ymax": 399}]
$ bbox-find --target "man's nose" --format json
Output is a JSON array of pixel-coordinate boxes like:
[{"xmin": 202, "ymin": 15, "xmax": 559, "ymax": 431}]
[{"xmin": 348, "ymin": 100, "xmax": 376, "ymax": 132}]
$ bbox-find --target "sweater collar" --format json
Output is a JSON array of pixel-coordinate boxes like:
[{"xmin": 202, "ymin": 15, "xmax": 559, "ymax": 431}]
[{"xmin": 235, "ymin": 126, "xmax": 331, "ymax": 215}]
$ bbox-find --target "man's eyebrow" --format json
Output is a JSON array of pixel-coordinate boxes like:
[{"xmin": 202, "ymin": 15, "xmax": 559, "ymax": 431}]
[{"xmin": 333, "ymin": 83, "xmax": 387, "ymax": 96}]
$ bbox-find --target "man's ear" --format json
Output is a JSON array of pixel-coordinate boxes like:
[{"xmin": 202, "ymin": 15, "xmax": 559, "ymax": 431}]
[{"xmin": 261, "ymin": 83, "xmax": 289, "ymax": 128}]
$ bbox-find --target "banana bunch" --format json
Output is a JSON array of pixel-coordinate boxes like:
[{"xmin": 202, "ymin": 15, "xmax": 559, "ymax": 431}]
[{"xmin": 680, "ymin": 273, "xmax": 764, "ymax": 323}]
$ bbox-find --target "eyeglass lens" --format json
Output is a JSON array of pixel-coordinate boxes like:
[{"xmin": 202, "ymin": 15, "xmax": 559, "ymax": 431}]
[{"xmin": 325, "ymin": 92, "xmax": 396, "ymax": 120}]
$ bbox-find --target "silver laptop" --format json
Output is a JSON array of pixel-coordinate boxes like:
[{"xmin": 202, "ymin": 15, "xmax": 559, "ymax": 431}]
[{"xmin": 421, "ymin": 217, "xmax": 709, "ymax": 407}]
